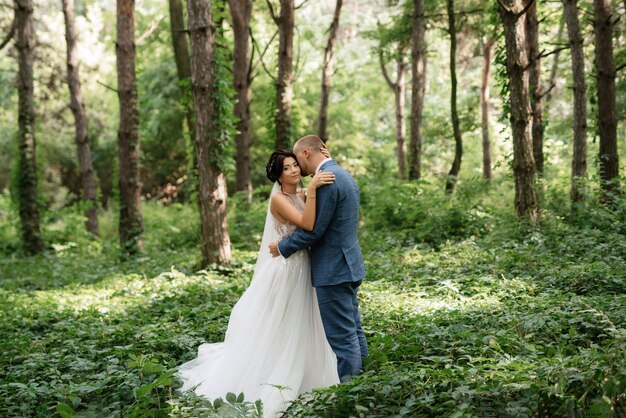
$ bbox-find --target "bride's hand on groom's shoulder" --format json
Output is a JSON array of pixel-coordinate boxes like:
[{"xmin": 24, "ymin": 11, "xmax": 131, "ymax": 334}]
[
  {"xmin": 309, "ymin": 172, "xmax": 335, "ymax": 190},
  {"xmin": 320, "ymin": 146, "xmax": 331, "ymax": 159}
]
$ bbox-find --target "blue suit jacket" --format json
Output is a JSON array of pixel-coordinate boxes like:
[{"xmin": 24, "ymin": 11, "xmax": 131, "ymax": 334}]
[{"xmin": 278, "ymin": 160, "xmax": 365, "ymax": 287}]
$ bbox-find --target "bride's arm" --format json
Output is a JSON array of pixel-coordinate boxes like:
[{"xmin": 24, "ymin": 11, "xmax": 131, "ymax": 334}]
[{"xmin": 270, "ymin": 172, "xmax": 335, "ymax": 231}]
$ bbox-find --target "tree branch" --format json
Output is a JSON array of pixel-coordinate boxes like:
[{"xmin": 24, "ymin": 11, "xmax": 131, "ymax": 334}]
[
  {"xmin": 265, "ymin": 0, "xmax": 278, "ymax": 23},
  {"xmin": 378, "ymin": 48, "xmax": 396, "ymax": 90},
  {"xmin": 293, "ymin": 25, "xmax": 302, "ymax": 79},
  {"xmin": 137, "ymin": 18, "xmax": 163, "ymax": 45},
  {"xmin": 97, "ymin": 80, "xmax": 118, "ymax": 93},
  {"xmin": 616, "ymin": 62, "xmax": 626, "ymax": 73},
  {"xmin": 250, "ymin": 28, "xmax": 277, "ymax": 82},
  {"xmin": 537, "ymin": 45, "xmax": 569, "ymax": 60},
  {"xmin": 0, "ymin": 17, "xmax": 15, "ymax": 51},
  {"xmin": 516, "ymin": 0, "xmax": 536, "ymax": 18},
  {"xmin": 295, "ymin": 0, "xmax": 312, "ymax": 10},
  {"xmin": 247, "ymin": 28, "xmax": 256, "ymax": 83},
  {"xmin": 538, "ymin": 82, "xmax": 556, "ymax": 99},
  {"xmin": 496, "ymin": 0, "xmax": 511, "ymax": 14},
  {"xmin": 425, "ymin": 8, "xmax": 484, "ymax": 18}
]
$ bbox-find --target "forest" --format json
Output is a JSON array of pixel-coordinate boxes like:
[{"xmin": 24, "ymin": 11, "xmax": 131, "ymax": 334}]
[{"xmin": 1, "ymin": 0, "xmax": 625, "ymax": 416}]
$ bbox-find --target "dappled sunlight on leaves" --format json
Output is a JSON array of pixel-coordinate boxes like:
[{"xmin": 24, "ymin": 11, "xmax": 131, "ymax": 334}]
[
  {"xmin": 361, "ymin": 282, "xmax": 503, "ymax": 319},
  {"xmin": 8, "ymin": 266, "xmax": 249, "ymax": 317},
  {"xmin": 2, "ymin": 180, "xmax": 626, "ymax": 416}
]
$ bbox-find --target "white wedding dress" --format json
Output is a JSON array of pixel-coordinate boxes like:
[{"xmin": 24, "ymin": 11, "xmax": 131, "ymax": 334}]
[{"xmin": 178, "ymin": 185, "xmax": 339, "ymax": 417}]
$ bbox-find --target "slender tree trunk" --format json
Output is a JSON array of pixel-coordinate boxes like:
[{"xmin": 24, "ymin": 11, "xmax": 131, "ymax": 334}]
[
  {"xmin": 395, "ymin": 54, "xmax": 407, "ymax": 180},
  {"xmin": 187, "ymin": 0, "xmax": 231, "ymax": 266},
  {"xmin": 100, "ymin": 174, "xmax": 113, "ymax": 209},
  {"xmin": 526, "ymin": 0, "xmax": 544, "ymax": 175},
  {"xmin": 15, "ymin": 0, "xmax": 43, "ymax": 254},
  {"xmin": 62, "ymin": 0, "xmax": 98, "ymax": 235},
  {"xmin": 445, "ymin": 0, "xmax": 462, "ymax": 192},
  {"xmin": 379, "ymin": 47, "xmax": 408, "ymax": 180},
  {"xmin": 481, "ymin": 38, "xmax": 495, "ymax": 182},
  {"xmin": 409, "ymin": 0, "xmax": 426, "ymax": 180},
  {"xmin": 499, "ymin": 0, "xmax": 538, "ymax": 222},
  {"xmin": 274, "ymin": 0, "xmax": 294, "ymax": 150},
  {"xmin": 228, "ymin": 0, "xmax": 253, "ymax": 202},
  {"xmin": 168, "ymin": 0, "xmax": 197, "ymax": 205},
  {"xmin": 563, "ymin": 0, "xmax": 587, "ymax": 203},
  {"xmin": 116, "ymin": 0, "xmax": 143, "ymax": 255},
  {"xmin": 545, "ymin": 12, "xmax": 564, "ymax": 105},
  {"xmin": 318, "ymin": 0, "xmax": 343, "ymax": 143},
  {"xmin": 593, "ymin": 0, "xmax": 619, "ymax": 196},
  {"xmin": 169, "ymin": 0, "xmax": 192, "ymax": 81}
]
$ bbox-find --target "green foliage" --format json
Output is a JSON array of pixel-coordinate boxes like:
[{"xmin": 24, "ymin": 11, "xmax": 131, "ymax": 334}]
[
  {"xmin": 1, "ymin": 0, "xmax": 626, "ymax": 415},
  {"xmin": 0, "ymin": 190, "xmax": 19, "ymax": 254},
  {"xmin": 494, "ymin": 28, "xmax": 510, "ymax": 128},
  {"xmin": 228, "ymin": 184, "xmax": 273, "ymax": 251},
  {"xmin": 0, "ymin": 232, "xmax": 254, "ymax": 415},
  {"xmin": 2, "ymin": 177, "xmax": 625, "ymax": 417},
  {"xmin": 138, "ymin": 57, "xmax": 187, "ymax": 197},
  {"xmin": 285, "ymin": 179, "xmax": 626, "ymax": 417},
  {"xmin": 360, "ymin": 177, "xmax": 495, "ymax": 248},
  {"xmin": 211, "ymin": 4, "xmax": 237, "ymax": 174}
]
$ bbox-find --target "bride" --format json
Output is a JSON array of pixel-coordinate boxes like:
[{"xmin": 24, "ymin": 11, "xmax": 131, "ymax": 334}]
[{"xmin": 178, "ymin": 149, "xmax": 340, "ymax": 417}]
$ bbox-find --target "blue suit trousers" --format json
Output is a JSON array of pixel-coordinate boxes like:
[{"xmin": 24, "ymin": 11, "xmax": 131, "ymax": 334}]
[{"xmin": 316, "ymin": 281, "xmax": 368, "ymax": 381}]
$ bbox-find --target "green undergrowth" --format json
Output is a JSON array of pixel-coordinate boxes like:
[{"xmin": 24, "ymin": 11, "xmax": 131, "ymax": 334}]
[{"xmin": 1, "ymin": 179, "xmax": 625, "ymax": 417}]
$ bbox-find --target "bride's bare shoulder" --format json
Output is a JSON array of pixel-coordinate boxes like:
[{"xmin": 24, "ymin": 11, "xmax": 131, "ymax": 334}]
[
  {"xmin": 270, "ymin": 193, "xmax": 289, "ymax": 213},
  {"xmin": 270, "ymin": 192, "xmax": 288, "ymax": 205}
]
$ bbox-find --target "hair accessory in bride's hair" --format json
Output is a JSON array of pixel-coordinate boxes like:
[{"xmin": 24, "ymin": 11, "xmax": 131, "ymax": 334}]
[
  {"xmin": 266, "ymin": 157, "xmax": 278, "ymax": 182},
  {"xmin": 266, "ymin": 149, "xmax": 297, "ymax": 183}
]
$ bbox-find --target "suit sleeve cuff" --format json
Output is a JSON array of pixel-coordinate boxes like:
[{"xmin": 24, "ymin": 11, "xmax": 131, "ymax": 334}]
[{"xmin": 277, "ymin": 239, "xmax": 284, "ymax": 257}]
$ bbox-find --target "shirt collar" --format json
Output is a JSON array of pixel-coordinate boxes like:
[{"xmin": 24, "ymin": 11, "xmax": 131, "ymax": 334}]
[{"xmin": 315, "ymin": 158, "xmax": 333, "ymax": 173}]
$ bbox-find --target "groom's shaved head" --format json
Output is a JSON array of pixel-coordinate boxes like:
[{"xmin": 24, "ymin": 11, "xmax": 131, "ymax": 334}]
[{"xmin": 294, "ymin": 135, "xmax": 324, "ymax": 154}]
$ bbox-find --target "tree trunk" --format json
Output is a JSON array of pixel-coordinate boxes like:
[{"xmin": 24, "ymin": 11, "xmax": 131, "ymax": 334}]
[
  {"xmin": 499, "ymin": 0, "xmax": 538, "ymax": 222},
  {"xmin": 100, "ymin": 173, "xmax": 113, "ymax": 209},
  {"xmin": 318, "ymin": 0, "xmax": 343, "ymax": 143},
  {"xmin": 274, "ymin": 0, "xmax": 294, "ymax": 150},
  {"xmin": 544, "ymin": 12, "xmax": 564, "ymax": 105},
  {"xmin": 395, "ymin": 55, "xmax": 407, "ymax": 180},
  {"xmin": 15, "ymin": 0, "xmax": 44, "ymax": 254},
  {"xmin": 379, "ymin": 47, "xmax": 408, "ymax": 180},
  {"xmin": 168, "ymin": 0, "xmax": 196, "ymax": 201},
  {"xmin": 445, "ymin": 0, "xmax": 462, "ymax": 192},
  {"xmin": 116, "ymin": 0, "xmax": 143, "ymax": 255},
  {"xmin": 228, "ymin": 0, "xmax": 253, "ymax": 203},
  {"xmin": 169, "ymin": 0, "xmax": 192, "ymax": 82},
  {"xmin": 563, "ymin": 0, "xmax": 587, "ymax": 203},
  {"xmin": 409, "ymin": 0, "xmax": 426, "ymax": 181},
  {"xmin": 593, "ymin": 0, "xmax": 619, "ymax": 195},
  {"xmin": 187, "ymin": 0, "xmax": 231, "ymax": 266},
  {"xmin": 481, "ymin": 38, "xmax": 495, "ymax": 182},
  {"xmin": 526, "ymin": 0, "xmax": 544, "ymax": 175},
  {"xmin": 62, "ymin": 0, "xmax": 98, "ymax": 235}
]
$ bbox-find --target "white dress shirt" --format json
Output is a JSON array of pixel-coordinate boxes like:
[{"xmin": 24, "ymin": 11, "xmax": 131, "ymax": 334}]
[{"xmin": 315, "ymin": 158, "xmax": 333, "ymax": 174}]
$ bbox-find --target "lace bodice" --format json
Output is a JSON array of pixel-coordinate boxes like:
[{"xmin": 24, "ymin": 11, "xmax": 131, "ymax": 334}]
[{"xmin": 274, "ymin": 192, "xmax": 305, "ymax": 238}]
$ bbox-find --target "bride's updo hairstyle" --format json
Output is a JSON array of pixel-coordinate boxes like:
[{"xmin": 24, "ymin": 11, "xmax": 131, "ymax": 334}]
[{"xmin": 266, "ymin": 149, "xmax": 298, "ymax": 183}]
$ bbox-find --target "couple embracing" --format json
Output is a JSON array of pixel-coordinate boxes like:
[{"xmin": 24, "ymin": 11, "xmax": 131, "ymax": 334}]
[{"xmin": 178, "ymin": 135, "xmax": 368, "ymax": 417}]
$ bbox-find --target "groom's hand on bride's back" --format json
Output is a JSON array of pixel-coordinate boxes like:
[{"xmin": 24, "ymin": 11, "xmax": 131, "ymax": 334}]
[{"xmin": 269, "ymin": 240, "xmax": 280, "ymax": 257}]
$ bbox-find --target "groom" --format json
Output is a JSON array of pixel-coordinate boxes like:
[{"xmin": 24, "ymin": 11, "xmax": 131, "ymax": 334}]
[{"xmin": 269, "ymin": 135, "xmax": 368, "ymax": 381}]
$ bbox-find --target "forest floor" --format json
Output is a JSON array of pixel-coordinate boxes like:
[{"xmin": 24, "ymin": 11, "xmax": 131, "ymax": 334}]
[{"xmin": 1, "ymin": 179, "xmax": 625, "ymax": 417}]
